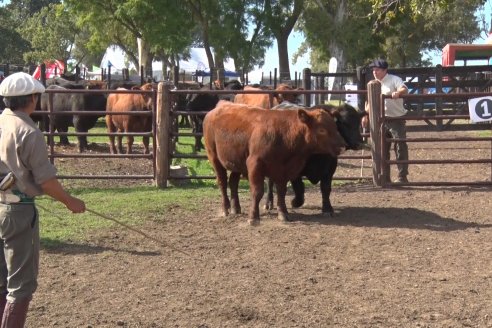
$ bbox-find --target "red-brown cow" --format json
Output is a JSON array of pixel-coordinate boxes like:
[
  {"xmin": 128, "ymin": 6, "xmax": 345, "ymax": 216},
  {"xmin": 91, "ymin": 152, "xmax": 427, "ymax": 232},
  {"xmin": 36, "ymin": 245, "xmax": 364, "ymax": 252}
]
[
  {"xmin": 105, "ymin": 83, "xmax": 154, "ymax": 154},
  {"xmin": 233, "ymin": 83, "xmax": 302, "ymax": 108},
  {"xmin": 203, "ymin": 101, "xmax": 345, "ymax": 225}
]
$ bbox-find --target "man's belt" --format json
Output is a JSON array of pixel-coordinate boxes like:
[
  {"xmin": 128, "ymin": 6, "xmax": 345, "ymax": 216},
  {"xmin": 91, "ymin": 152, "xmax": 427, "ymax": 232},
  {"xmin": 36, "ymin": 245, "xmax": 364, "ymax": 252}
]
[
  {"xmin": 12, "ymin": 190, "xmax": 35, "ymax": 203},
  {"xmin": 0, "ymin": 191, "xmax": 21, "ymax": 204},
  {"xmin": 0, "ymin": 173, "xmax": 34, "ymax": 204}
]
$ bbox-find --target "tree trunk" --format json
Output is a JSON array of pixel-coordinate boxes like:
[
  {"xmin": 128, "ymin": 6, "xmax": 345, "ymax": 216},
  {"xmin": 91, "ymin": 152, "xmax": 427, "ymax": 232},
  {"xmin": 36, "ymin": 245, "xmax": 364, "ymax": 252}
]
[
  {"xmin": 277, "ymin": 34, "xmax": 291, "ymax": 81},
  {"xmin": 214, "ymin": 52, "xmax": 225, "ymax": 87},
  {"xmin": 328, "ymin": 42, "xmax": 345, "ymax": 100},
  {"xmin": 327, "ymin": 0, "xmax": 347, "ymax": 95},
  {"xmin": 137, "ymin": 37, "xmax": 154, "ymax": 79}
]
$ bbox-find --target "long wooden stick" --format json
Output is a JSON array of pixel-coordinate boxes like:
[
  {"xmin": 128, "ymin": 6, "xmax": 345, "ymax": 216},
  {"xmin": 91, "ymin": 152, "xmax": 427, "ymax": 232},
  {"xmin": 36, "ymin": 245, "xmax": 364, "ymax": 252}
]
[
  {"xmin": 37, "ymin": 203, "xmax": 191, "ymax": 257},
  {"xmin": 360, "ymin": 127, "xmax": 366, "ymax": 177},
  {"xmin": 86, "ymin": 208, "xmax": 191, "ymax": 256}
]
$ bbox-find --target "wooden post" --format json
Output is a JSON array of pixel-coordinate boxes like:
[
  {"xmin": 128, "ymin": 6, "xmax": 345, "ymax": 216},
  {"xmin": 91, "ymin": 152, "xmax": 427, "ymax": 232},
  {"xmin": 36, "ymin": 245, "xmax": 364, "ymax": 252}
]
[
  {"xmin": 173, "ymin": 67, "xmax": 179, "ymax": 86},
  {"xmin": 155, "ymin": 82, "xmax": 171, "ymax": 188},
  {"xmin": 435, "ymin": 64, "xmax": 443, "ymax": 130},
  {"xmin": 75, "ymin": 65, "xmax": 80, "ymax": 82},
  {"xmin": 356, "ymin": 66, "xmax": 366, "ymax": 112},
  {"xmin": 319, "ymin": 75, "xmax": 325, "ymax": 104},
  {"xmin": 367, "ymin": 80, "xmax": 382, "ymax": 186},
  {"xmin": 122, "ymin": 68, "xmax": 129, "ymax": 80},
  {"xmin": 40, "ymin": 64, "xmax": 47, "ymax": 86},
  {"xmin": 273, "ymin": 68, "xmax": 278, "ymax": 88},
  {"xmin": 302, "ymin": 68, "xmax": 312, "ymax": 107},
  {"xmin": 107, "ymin": 66, "xmax": 112, "ymax": 89}
]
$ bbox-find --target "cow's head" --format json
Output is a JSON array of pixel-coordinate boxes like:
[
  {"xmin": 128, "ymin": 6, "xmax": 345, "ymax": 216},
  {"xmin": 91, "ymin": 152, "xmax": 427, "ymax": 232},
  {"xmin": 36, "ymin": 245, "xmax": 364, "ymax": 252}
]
[
  {"xmin": 185, "ymin": 85, "xmax": 219, "ymax": 111},
  {"xmin": 313, "ymin": 103, "xmax": 367, "ymax": 150},
  {"xmin": 276, "ymin": 84, "xmax": 304, "ymax": 104},
  {"xmin": 299, "ymin": 108, "xmax": 346, "ymax": 157},
  {"xmin": 85, "ymin": 81, "xmax": 108, "ymax": 90},
  {"xmin": 140, "ymin": 83, "xmax": 156, "ymax": 111},
  {"xmin": 224, "ymin": 80, "xmax": 244, "ymax": 91}
]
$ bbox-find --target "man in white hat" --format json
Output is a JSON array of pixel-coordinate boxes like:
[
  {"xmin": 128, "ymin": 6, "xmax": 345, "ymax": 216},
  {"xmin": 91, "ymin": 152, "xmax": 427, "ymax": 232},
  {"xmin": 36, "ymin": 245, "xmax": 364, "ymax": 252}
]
[{"xmin": 0, "ymin": 72, "xmax": 85, "ymax": 327}]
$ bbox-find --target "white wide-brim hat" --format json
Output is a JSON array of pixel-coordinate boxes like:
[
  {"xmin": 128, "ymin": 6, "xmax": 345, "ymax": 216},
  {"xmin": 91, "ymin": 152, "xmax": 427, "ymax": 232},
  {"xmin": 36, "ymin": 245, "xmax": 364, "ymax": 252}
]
[{"xmin": 0, "ymin": 72, "xmax": 45, "ymax": 97}]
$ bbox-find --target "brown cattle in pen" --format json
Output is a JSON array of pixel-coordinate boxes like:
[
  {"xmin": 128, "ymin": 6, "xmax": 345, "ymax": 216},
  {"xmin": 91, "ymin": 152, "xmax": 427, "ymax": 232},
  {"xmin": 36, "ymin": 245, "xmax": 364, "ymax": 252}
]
[
  {"xmin": 105, "ymin": 83, "xmax": 155, "ymax": 154},
  {"xmin": 203, "ymin": 100, "xmax": 345, "ymax": 225},
  {"xmin": 233, "ymin": 83, "xmax": 303, "ymax": 109}
]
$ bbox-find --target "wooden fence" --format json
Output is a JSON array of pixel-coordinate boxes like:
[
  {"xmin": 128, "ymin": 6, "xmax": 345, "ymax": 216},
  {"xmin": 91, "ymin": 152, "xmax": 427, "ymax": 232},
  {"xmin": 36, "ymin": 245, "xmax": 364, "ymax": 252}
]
[{"xmin": 37, "ymin": 67, "xmax": 492, "ymax": 188}]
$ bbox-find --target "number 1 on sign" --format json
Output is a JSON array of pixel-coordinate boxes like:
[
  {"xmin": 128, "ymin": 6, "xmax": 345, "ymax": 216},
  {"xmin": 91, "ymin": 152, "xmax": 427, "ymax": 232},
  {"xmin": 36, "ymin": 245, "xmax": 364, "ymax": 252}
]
[{"xmin": 480, "ymin": 101, "xmax": 492, "ymax": 117}]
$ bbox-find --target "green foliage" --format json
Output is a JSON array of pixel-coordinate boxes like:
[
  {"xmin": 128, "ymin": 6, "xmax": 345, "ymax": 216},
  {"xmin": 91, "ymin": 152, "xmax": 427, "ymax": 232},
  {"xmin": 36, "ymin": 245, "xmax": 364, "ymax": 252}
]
[
  {"xmin": 0, "ymin": 7, "xmax": 30, "ymax": 63},
  {"xmin": 4, "ymin": 0, "xmax": 60, "ymax": 21},
  {"xmin": 300, "ymin": 0, "xmax": 379, "ymax": 70},
  {"xmin": 262, "ymin": 0, "xmax": 304, "ymax": 79},
  {"xmin": 374, "ymin": 0, "xmax": 486, "ymax": 66},
  {"xmin": 19, "ymin": 3, "xmax": 80, "ymax": 64},
  {"xmin": 64, "ymin": 0, "xmax": 195, "ymax": 70},
  {"xmin": 300, "ymin": 0, "xmax": 488, "ymax": 70},
  {"xmin": 0, "ymin": 0, "xmax": 490, "ymax": 80}
]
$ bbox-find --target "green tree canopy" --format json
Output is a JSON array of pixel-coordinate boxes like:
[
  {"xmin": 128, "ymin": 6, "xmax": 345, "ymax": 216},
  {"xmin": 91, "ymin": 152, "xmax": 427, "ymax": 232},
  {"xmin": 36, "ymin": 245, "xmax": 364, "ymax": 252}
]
[
  {"xmin": 299, "ymin": 0, "xmax": 487, "ymax": 71},
  {"xmin": 19, "ymin": 3, "xmax": 80, "ymax": 66},
  {"xmin": 64, "ymin": 0, "xmax": 195, "ymax": 76},
  {"xmin": 0, "ymin": 6, "xmax": 30, "ymax": 64}
]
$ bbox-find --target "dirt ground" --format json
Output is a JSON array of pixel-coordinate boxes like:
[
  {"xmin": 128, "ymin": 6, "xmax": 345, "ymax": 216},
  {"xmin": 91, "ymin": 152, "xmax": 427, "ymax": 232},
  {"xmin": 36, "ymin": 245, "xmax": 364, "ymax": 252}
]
[{"xmin": 25, "ymin": 125, "xmax": 491, "ymax": 328}]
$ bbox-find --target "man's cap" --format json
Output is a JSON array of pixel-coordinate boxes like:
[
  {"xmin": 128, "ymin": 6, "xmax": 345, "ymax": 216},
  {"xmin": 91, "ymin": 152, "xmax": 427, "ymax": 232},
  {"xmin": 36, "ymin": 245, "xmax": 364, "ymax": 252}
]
[
  {"xmin": 369, "ymin": 59, "xmax": 389, "ymax": 69},
  {"xmin": 0, "ymin": 72, "xmax": 45, "ymax": 97}
]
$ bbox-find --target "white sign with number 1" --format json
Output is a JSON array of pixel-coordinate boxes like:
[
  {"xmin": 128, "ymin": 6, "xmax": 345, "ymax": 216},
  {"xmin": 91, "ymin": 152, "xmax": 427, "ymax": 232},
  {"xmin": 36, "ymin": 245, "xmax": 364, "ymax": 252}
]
[{"xmin": 468, "ymin": 96, "xmax": 492, "ymax": 123}]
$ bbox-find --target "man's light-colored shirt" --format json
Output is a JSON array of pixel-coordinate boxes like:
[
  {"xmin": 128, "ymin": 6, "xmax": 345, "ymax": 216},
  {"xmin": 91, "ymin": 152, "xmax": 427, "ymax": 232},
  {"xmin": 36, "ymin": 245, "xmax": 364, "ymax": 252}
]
[
  {"xmin": 0, "ymin": 108, "xmax": 57, "ymax": 197},
  {"xmin": 380, "ymin": 74, "xmax": 408, "ymax": 117}
]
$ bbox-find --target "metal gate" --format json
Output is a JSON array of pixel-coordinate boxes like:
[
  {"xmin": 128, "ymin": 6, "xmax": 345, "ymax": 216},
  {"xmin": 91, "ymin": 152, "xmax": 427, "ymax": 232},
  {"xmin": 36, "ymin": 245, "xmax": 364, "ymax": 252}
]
[
  {"xmin": 367, "ymin": 81, "xmax": 492, "ymax": 187},
  {"xmin": 42, "ymin": 87, "xmax": 156, "ymax": 180}
]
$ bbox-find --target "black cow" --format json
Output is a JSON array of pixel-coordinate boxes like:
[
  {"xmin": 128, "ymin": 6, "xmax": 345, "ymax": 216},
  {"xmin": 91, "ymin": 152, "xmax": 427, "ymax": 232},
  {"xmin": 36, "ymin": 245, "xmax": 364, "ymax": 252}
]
[
  {"xmin": 265, "ymin": 103, "xmax": 367, "ymax": 215},
  {"xmin": 185, "ymin": 80, "xmax": 243, "ymax": 152},
  {"xmin": 185, "ymin": 85, "xmax": 220, "ymax": 152},
  {"xmin": 46, "ymin": 76, "xmax": 87, "ymax": 88},
  {"xmin": 217, "ymin": 79, "xmax": 243, "ymax": 101},
  {"xmin": 39, "ymin": 85, "xmax": 107, "ymax": 152}
]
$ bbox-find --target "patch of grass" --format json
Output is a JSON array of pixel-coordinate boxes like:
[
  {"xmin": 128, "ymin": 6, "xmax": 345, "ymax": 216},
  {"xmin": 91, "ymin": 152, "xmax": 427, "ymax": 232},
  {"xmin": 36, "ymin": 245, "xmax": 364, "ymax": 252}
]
[
  {"xmin": 61, "ymin": 118, "xmax": 151, "ymax": 145},
  {"xmin": 477, "ymin": 129, "xmax": 491, "ymax": 137},
  {"xmin": 37, "ymin": 184, "xmax": 221, "ymax": 247}
]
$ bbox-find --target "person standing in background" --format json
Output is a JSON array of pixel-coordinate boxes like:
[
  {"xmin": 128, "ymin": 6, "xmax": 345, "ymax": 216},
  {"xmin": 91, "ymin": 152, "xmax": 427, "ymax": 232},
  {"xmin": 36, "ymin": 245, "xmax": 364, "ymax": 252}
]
[{"xmin": 362, "ymin": 58, "xmax": 409, "ymax": 183}]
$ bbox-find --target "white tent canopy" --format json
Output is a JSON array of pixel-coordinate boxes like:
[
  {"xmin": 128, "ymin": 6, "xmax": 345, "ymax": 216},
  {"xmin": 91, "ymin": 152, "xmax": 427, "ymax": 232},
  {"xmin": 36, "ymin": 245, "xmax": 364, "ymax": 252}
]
[{"xmin": 99, "ymin": 46, "xmax": 238, "ymax": 81}]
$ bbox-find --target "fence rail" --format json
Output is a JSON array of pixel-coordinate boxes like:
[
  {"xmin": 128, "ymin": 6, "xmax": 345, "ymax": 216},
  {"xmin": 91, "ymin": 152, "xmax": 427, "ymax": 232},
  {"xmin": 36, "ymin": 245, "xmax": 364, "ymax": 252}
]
[{"xmin": 37, "ymin": 73, "xmax": 492, "ymax": 188}]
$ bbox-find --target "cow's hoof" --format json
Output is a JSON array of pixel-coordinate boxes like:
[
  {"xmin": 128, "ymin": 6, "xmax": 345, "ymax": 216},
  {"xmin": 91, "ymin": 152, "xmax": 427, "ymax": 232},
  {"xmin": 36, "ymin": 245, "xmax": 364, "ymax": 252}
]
[
  {"xmin": 321, "ymin": 209, "xmax": 334, "ymax": 217},
  {"xmin": 291, "ymin": 197, "xmax": 304, "ymax": 208},
  {"xmin": 248, "ymin": 219, "xmax": 260, "ymax": 226},
  {"xmin": 231, "ymin": 208, "xmax": 241, "ymax": 215},
  {"xmin": 264, "ymin": 202, "xmax": 274, "ymax": 210},
  {"xmin": 278, "ymin": 212, "xmax": 289, "ymax": 222}
]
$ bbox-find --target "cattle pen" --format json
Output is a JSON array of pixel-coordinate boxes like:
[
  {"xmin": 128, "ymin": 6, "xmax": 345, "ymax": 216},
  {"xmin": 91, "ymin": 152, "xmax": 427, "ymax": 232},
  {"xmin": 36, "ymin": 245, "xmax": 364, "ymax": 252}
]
[
  {"xmin": 39, "ymin": 74, "xmax": 492, "ymax": 189},
  {"xmin": 39, "ymin": 87, "xmax": 155, "ymax": 180}
]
